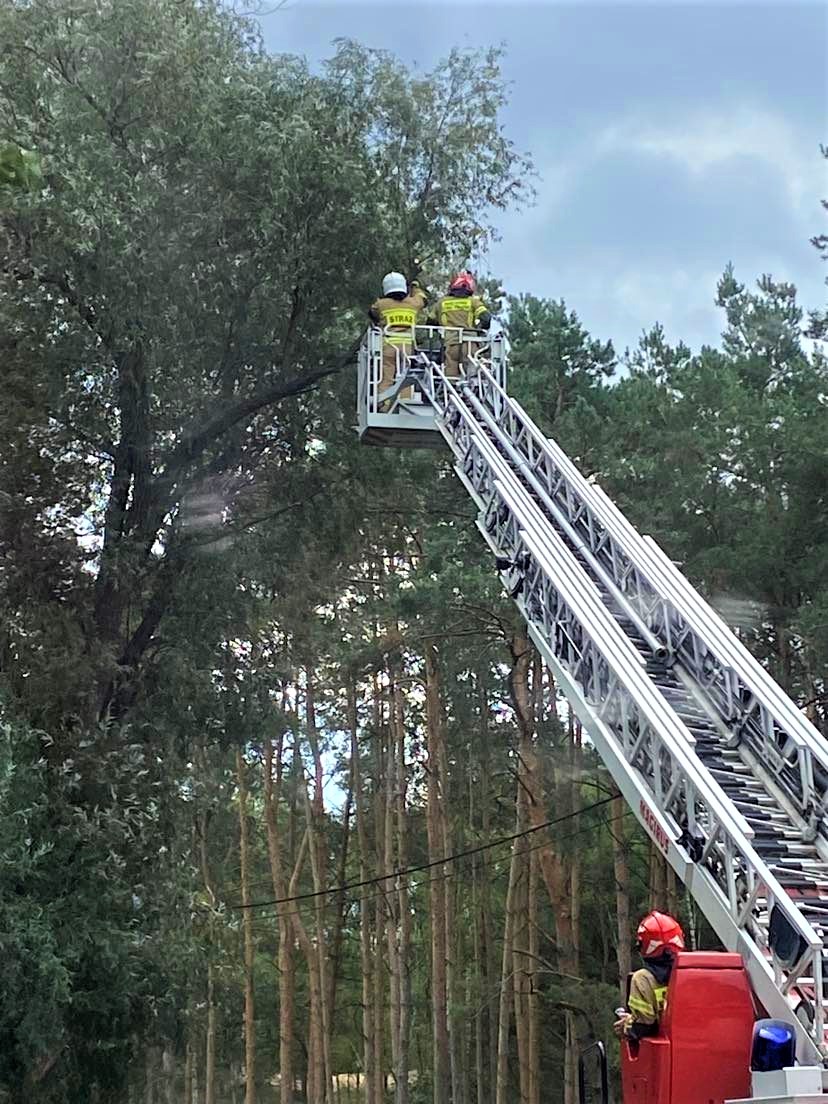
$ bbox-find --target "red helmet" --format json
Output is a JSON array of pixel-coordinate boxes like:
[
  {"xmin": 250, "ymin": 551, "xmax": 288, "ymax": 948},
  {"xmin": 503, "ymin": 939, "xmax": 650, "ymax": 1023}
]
[
  {"xmin": 636, "ymin": 911, "xmax": 685, "ymax": 958},
  {"xmin": 450, "ymin": 271, "xmax": 476, "ymax": 294}
]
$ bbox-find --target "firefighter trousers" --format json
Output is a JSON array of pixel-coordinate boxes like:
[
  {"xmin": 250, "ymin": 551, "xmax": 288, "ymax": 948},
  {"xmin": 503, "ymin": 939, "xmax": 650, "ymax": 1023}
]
[
  {"xmin": 380, "ymin": 341, "xmax": 414, "ymax": 408},
  {"xmin": 444, "ymin": 338, "xmax": 476, "ymax": 379}
]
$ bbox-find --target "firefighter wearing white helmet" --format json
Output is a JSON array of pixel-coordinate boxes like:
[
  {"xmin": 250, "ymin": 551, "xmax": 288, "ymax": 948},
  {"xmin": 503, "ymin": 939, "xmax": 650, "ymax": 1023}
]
[{"xmin": 369, "ymin": 271, "xmax": 427, "ymax": 409}]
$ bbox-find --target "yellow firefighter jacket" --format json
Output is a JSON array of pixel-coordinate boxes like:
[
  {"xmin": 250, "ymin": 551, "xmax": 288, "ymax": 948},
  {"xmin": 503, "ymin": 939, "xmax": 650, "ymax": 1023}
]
[
  {"xmin": 623, "ymin": 967, "xmax": 668, "ymax": 1038},
  {"xmin": 369, "ymin": 287, "xmax": 427, "ymax": 344},
  {"xmin": 430, "ymin": 293, "xmax": 490, "ymax": 333}
]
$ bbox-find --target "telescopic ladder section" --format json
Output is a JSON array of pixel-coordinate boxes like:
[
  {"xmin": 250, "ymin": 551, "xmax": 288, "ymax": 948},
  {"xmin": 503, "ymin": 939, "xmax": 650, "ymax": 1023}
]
[{"xmin": 356, "ymin": 334, "xmax": 828, "ymax": 1066}]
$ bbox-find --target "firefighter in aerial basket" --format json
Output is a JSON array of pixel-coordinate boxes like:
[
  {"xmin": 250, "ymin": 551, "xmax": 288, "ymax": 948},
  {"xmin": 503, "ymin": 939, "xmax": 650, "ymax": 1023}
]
[
  {"xmin": 368, "ymin": 272, "xmax": 427, "ymax": 409},
  {"xmin": 613, "ymin": 910, "xmax": 685, "ymax": 1041},
  {"xmin": 429, "ymin": 271, "xmax": 491, "ymax": 379}
]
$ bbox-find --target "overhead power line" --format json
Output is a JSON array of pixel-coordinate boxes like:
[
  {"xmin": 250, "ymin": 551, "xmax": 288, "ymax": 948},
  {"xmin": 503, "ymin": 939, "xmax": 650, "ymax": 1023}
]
[
  {"xmin": 230, "ymin": 792, "xmax": 616, "ymax": 912},
  {"xmin": 241, "ymin": 805, "xmax": 637, "ymax": 929}
]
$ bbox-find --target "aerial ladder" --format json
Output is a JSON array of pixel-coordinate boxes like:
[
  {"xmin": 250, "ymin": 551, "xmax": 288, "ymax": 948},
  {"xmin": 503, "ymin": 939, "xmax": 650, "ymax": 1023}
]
[{"xmin": 357, "ymin": 323, "xmax": 828, "ymax": 1104}]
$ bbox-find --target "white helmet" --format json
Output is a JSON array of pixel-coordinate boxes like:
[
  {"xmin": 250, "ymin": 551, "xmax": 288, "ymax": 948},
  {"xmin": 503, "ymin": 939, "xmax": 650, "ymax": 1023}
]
[{"xmin": 382, "ymin": 271, "xmax": 407, "ymax": 296}]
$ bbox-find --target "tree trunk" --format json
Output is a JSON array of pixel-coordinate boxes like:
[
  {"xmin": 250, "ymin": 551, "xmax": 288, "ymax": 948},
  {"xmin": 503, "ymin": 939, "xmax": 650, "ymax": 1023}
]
[
  {"xmin": 145, "ymin": 1044, "xmax": 157, "ymax": 1104},
  {"xmin": 527, "ymin": 849, "xmax": 540, "ymax": 1104},
  {"xmin": 424, "ymin": 642, "xmax": 451, "ymax": 1104},
  {"xmin": 236, "ymin": 748, "xmax": 257, "ymax": 1104},
  {"xmin": 205, "ymin": 968, "xmax": 216, "ymax": 1104},
  {"xmin": 161, "ymin": 1048, "xmax": 176, "ymax": 1104},
  {"xmin": 495, "ymin": 831, "xmax": 520, "ymax": 1104},
  {"xmin": 477, "ymin": 674, "xmax": 498, "ymax": 1104},
  {"xmin": 328, "ymin": 759, "xmax": 354, "ymax": 1029},
  {"xmin": 511, "ymin": 631, "xmax": 577, "ymax": 974},
  {"xmin": 263, "ymin": 734, "xmax": 295, "ymax": 1104},
  {"xmin": 304, "ymin": 669, "xmax": 334, "ymax": 1104},
  {"xmin": 198, "ymin": 794, "xmax": 217, "ymax": 1104},
  {"xmin": 666, "ymin": 862, "xmax": 679, "ymax": 917},
  {"xmin": 371, "ymin": 672, "xmax": 386, "ymax": 1104},
  {"xmin": 392, "ymin": 676, "xmax": 412, "ymax": 1104},
  {"xmin": 438, "ymin": 715, "xmax": 462, "ymax": 1104},
  {"xmin": 383, "ymin": 688, "xmax": 401, "ymax": 1085},
  {"xmin": 348, "ymin": 679, "xmax": 378, "ymax": 1104},
  {"xmin": 649, "ymin": 839, "xmax": 667, "ymax": 910},
  {"xmin": 183, "ymin": 1040, "xmax": 193, "ymax": 1104},
  {"xmin": 569, "ymin": 713, "xmax": 582, "ymax": 975},
  {"xmin": 191, "ymin": 1039, "xmax": 200, "ymax": 1104},
  {"xmin": 473, "ymin": 866, "xmax": 485, "ymax": 1104},
  {"xmin": 512, "ymin": 842, "xmax": 530, "ymax": 1104},
  {"xmin": 611, "ymin": 794, "xmax": 632, "ymax": 1000},
  {"xmin": 563, "ymin": 1012, "xmax": 577, "ymax": 1104},
  {"xmin": 372, "ymin": 892, "xmax": 385, "ymax": 1104}
]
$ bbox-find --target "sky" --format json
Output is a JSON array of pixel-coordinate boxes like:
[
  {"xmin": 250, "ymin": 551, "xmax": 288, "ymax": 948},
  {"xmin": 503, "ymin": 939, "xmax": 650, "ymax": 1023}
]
[{"xmin": 258, "ymin": 0, "xmax": 827, "ymax": 354}]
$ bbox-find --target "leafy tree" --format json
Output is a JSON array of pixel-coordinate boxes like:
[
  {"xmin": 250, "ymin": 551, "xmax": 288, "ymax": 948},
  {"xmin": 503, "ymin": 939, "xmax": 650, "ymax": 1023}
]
[
  {"xmin": 0, "ymin": 2, "xmax": 536, "ymax": 1096},
  {"xmin": 600, "ymin": 272, "xmax": 828, "ymax": 717},
  {"xmin": 806, "ymin": 143, "xmax": 828, "ymax": 339},
  {"xmin": 0, "ymin": 0, "xmax": 533, "ymax": 730},
  {"xmin": 507, "ymin": 295, "xmax": 616, "ymax": 470},
  {"xmin": 0, "ymin": 142, "xmax": 41, "ymax": 198}
]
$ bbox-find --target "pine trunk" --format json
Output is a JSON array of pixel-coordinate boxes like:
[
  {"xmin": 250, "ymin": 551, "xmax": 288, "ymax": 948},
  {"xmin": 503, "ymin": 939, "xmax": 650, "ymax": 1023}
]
[
  {"xmin": 183, "ymin": 1041, "xmax": 193, "ymax": 1104},
  {"xmin": 512, "ymin": 842, "xmax": 530, "ymax": 1104},
  {"xmin": 145, "ymin": 1045, "xmax": 157, "ymax": 1104},
  {"xmin": 666, "ymin": 862, "xmax": 679, "ymax": 916},
  {"xmin": 612, "ymin": 794, "xmax": 632, "ymax": 999},
  {"xmin": 205, "ymin": 967, "xmax": 216, "ymax": 1104},
  {"xmin": 569, "ymin": 713, "xmax": 582, "ymax": 974},
  {"xmin": 305, "ymin": 670, "xmax": 333, "ymax": 1104},
  {"xmin": 392, "ymin": 677, "xmax": 412, "ymax": 1104},
  {"xmin": 348, "ymin": 680, "xmax": 378, "ymax": 1104},
  {"xmin": 162, "ymin": 1049, "xmax": 175, "ymax": 1104},
  {"xmin": 563, "ymin": 1012, "xmax": 577, "ymax": 1104},
  {"xmin": 495, "ymin": 831, "xmax": 520, "ymax": 1104},
  {"xmin": 424, "ymin": 642, "xmax": 451, "ymax": 1104},
  {"xmin": 478, "ymin": 675, "xmax": 498, "ymax": 1103},
  {"xmin": 199, "ymin": 798, "xmax": 217, "ymax": 1104},
  {"xmin": 236, "ymin": 748, "xmax": 257, "ymax": 1104},
  {"xmin": 511, "ymin": 631, "xmax": 576, "ymax": 975},
  {"xmin": 262, "ymin": 735, "xmax": 295, "ymax": 1104},
  {"xmin": 649, "ymin": 839, "xmax": 667, "ymax": 909},
  {"xmin": 371, "ymin": 673, "xmax": 386, "ymax": 1104},
  {"xmin": 527, "ymin": 849, "xmax": 540, "ymax": 1104}
]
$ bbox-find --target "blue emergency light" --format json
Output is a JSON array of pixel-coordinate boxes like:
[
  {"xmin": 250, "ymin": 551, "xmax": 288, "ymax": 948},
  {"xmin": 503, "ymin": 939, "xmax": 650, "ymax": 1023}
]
[{"xmin": 750, "ymin": 1019, "xmax": 796, "ymax": 1072}]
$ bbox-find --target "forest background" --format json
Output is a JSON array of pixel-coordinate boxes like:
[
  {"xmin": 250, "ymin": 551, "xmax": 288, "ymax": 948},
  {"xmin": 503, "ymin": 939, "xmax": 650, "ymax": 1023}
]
[{"xmin": 0, "ymin": 2, "xmax": 826, "ymax": 1103}]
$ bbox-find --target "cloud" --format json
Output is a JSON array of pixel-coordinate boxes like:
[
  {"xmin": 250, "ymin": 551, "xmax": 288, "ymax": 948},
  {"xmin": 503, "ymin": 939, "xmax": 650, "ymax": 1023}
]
[
  {"xmin": 606, "ymin": 264, "xmax": 727, "ymax": 348},
  {"xmin": 487, "ymin": 102, "xmax": 824, "ymax": 353},
  {"xmin": 595, "ymin": 106, "xmax": 822, "ymax": 219},
  {"xmin": 516, "ymin": 105, "xmax": 822, "ymax": 232}
]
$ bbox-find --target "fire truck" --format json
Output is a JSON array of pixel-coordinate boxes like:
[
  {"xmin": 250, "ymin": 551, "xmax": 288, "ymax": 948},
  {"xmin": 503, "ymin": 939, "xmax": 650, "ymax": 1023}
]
[{"xmin": 357, "ymin": 322, "xmax": 828, "ymax": 1104}]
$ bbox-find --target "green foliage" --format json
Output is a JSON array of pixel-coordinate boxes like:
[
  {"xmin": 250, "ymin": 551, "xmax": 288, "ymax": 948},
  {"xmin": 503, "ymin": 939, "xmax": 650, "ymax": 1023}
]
[
  {"xmin": 0, "ymin": 142, "xmax": 42, "ymax": 200},
  {"xmin": 0, "ymin": 710, "xmax": 196, "ymax": 1100},
  {"xmin": 326, "ymin": 42, "xmax": 535, "ymax": 275},
  {"xmin": 600, "ymin": 274, "xmax": 828, "ymax": 702},
  {"xmin": 507, "ymin": 294, "xmax": 616, "ymax": 469}
]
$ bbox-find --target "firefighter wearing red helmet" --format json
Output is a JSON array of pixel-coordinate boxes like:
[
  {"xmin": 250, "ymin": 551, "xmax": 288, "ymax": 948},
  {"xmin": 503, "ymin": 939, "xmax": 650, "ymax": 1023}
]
[
  {"xmin": 429, "ymin": 271, "xmax": 492, "ymax": 379},
  {"xmin": 613, "ymin": 911, "xmax": 685, "ymax": 1041}
]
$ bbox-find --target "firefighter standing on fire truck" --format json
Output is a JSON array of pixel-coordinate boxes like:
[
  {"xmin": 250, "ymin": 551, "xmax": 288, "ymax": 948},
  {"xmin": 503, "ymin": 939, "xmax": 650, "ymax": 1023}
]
[{"xmin": 614, "ymin": 911, "xmax": 686, "ymax": 1041}]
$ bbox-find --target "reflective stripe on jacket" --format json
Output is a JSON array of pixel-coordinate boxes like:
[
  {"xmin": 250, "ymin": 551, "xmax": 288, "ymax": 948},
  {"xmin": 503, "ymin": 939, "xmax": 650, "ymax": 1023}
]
[
  {"xmin": 433, "ymin": 294, "xmax": 489, "ymax": 330},
  {"xmin": 370, "ymin": 289, "xmax": 427, "ymax": 344},
  {"xmin": 627, "ymin": 967, "xmax": 667, "ymax": 1027}
]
